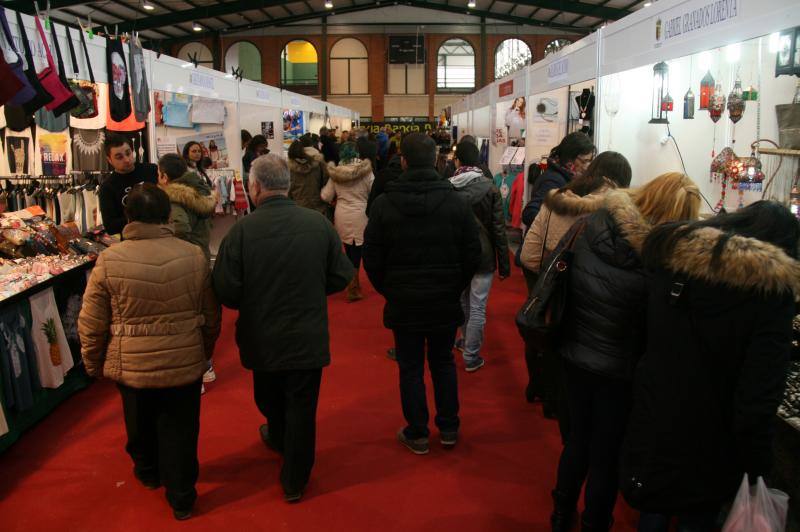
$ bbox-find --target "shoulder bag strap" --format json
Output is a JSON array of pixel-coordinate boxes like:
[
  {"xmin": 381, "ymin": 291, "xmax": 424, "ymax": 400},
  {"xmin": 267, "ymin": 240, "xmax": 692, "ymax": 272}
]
[
  {"xmin": 78, "ymin": 23, "xmax": 95, "ymax": 83},
  {"xmin": 539, "ymin": 209, "xmax": 553, "ymax": 268},
  {"xmin": 0, "ymin": 10, "xmax": 21, "ymax": 61},
  {"xmin": 33, "ymin": 14, "xmax": 56, "ymax": 70},
  {"xmin": 64, "ymin": 26, "xmax": 79, "ymax": 77},
  {"xmin": 15, "ymin": 10, "xmax": 36, "ymax": 72},
  {"xmin": 49, "ymin": 21, "xmax": 67, "ymax": 79}
]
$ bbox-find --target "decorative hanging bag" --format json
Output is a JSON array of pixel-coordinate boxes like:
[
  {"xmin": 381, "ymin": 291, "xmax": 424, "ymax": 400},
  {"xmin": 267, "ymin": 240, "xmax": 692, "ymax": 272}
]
[
  {"xmin": 0, "ymin": 9, "xmax": 35, "ymax": 106},
  {"xmin": 106, "ymin": 37, "xmax": 132, "ymax": 122},
  {"xmin": 32, "ymin": 14, "xmax": 75, "ymax": 112},
  {"xmin": 775, "ymin": 104, "xmax": 800, "ymax": 149},
  {"xmin": 68, "ymin": 25, "xmax": 98, "ymax": 119},
  {"xmin": 10, "ymin": 10, "xmax": 54, "ymax": 119},
  {"xmin": 48, "ymin": 21, "xmax": 80, "ymax": 116}
]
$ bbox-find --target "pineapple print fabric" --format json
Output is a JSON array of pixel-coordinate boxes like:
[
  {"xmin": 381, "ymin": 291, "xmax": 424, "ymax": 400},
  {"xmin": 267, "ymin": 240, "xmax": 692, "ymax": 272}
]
[{"xmin": 29, "ymin": 288, "xmax": 73, "ymax": 388}]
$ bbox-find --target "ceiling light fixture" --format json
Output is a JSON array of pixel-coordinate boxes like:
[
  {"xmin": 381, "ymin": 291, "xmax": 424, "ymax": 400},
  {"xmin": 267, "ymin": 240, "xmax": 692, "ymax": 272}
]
[
  {"xmin": 325, "ymin": 0, "xmax": 333, "ymax": 8},
  {"xmin": 192, "ymin": 21, "xmax": 202, "ymax": 31},
  {"xmin": 467, "ymin": 0, "xmax": 476, "ymax": 7},
  {"xmin": 643, "ymin": 1, "xmax": 652, "ymax": 6},
  {"xmin": 142, "ymin": 1, "xmax": 155, "ymax": 10}
]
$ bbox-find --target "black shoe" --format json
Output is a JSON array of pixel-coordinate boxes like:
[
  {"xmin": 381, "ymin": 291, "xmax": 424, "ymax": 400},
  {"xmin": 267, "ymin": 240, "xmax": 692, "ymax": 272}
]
[
  {"xmin": 550, "ymin": 489, "xmax": 578, "ymax": 532},
  {"xmin": 284, "ymin": 490, "xmax": 303, "ymax": 503},
  {"xmin": 387, "ymin": 348, "xmax": 397, "ymax": 361},
  {"xmin": 259, "ymin": 424, "xmax": 283, "ymax": 454},
  {"xmin": 525, "ymin": 384, "xmax": 540, "ymax": 403},
  {"xmin": 397, "ymin": 428, "xmax": 429, "ymax": 455},
  {"xmin": 440, "ymin": 431, "xmax": 458, "ymax": 448},
  {"xmin": 133, "ymin": 468, "xmax": 161, "ymax": 490},
  {"xmin": 173, "ymin": 509, "xmax": 192, "ymax": 521},
  {"xmin": 580, "ymin": 516, "xmax": 614, "ymax": 531}
]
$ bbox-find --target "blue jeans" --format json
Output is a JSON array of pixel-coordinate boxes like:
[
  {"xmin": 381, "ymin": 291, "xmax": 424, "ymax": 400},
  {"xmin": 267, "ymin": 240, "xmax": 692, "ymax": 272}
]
[{"xmin": 459, "ymin": 271, "xmax": 494, "ymax": 363}]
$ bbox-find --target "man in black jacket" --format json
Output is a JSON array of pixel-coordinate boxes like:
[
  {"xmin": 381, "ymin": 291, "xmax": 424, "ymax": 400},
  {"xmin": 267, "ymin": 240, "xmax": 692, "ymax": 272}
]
[
  {"xmin": 364, "ymin": 133, "xmax": 481, "ymax": 455},
  {"xmin": 449, "ymin": 141, "xmax": 510, "ymax": 372},
  {"xmin": 319, "ymin": 127, "xmax": 340, "ymax": 165},
  {"xmin": 212, "ymin": 154, "xmax": 354, "ymax": 502}
]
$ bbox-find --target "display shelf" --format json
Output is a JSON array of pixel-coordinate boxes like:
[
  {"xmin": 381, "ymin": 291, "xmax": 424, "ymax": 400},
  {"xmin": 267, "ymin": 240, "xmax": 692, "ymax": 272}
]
[
  {"xmin": 758, "ymin": 147, "xmax": 800, "ymax": 157},
  {"xmin": 0, "ymin": 260, "xmax": 95, "ymax": 310}
]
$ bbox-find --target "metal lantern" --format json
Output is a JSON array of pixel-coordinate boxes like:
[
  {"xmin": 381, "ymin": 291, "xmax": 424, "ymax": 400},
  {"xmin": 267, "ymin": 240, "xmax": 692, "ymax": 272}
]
[
  {"xmin": 649, "ymin": 61, "xmax": 670, "ymax": 124},
  {"xmin": 709, "ymin": 83, "xmax": 726, "ymax": 123},
  {"xmin": 683, "ymin": 88, "xmax": 695, "ymax": 119},
  {"xmin": 699, "ymin": 70, "xmax": 715, "ymax": 110},
  {"xmin": 727, "ymin": 77, "xmax": 745, "ymax": 124}
]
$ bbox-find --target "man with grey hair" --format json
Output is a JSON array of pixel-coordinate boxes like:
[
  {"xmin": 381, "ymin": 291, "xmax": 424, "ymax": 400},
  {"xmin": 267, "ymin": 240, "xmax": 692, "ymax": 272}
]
[{"xmin": 212, "ymin": 153, "xmax": 354, "ymax": 503}]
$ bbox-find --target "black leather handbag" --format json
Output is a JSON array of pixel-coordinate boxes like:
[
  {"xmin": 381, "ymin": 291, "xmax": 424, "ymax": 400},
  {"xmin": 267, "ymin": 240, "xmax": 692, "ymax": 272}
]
[{"xmin": 515, "ymin": 215, "xmax": 587, "ymax": 351}]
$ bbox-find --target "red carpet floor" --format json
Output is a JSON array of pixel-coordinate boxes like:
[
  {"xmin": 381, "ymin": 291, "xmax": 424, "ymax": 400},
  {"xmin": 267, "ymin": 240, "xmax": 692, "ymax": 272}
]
[{"xmin": 0, "ymin": 271, "xmax": 638, "ymax": 531}]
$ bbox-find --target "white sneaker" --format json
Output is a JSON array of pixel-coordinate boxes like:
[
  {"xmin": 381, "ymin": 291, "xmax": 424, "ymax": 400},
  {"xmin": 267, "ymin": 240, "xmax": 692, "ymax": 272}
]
[
  {"xmin": 201, "ymin": 384, "xmax": 206, "ymax": 395},
  {"xmin": 203, "ymin": 367, "xmax": 217, "ymax": 383}
]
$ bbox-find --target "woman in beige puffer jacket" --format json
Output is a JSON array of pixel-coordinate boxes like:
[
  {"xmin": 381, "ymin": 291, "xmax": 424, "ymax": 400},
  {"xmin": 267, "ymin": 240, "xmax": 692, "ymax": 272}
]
[{"xmin": 321, "ymin": 141, "xmax": 374, "ymax": 301}]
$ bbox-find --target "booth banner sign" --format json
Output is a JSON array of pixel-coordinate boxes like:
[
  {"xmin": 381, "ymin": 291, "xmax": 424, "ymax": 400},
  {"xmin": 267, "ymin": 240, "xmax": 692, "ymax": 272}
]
[
  {"xmin": 361, "ymin": 121, "xmax": 439, "ymax": 134},
  {"xmin": 175, "ymin": 131, "xmax": 229, "ymax": 169},
  {"xmin": 654, "ymin": 0, "xmax": 739, "ymax": 49},
  {"xmin": 499, "ymin": 80, "xmax": 514, "ymax": 98},
  {"xmin": 190, "ymin": 72, "xmax": 215, "ymax": 90},
  {"xmin": 548, "ymin": 58, "xmax": 570, "ymax": 84}
]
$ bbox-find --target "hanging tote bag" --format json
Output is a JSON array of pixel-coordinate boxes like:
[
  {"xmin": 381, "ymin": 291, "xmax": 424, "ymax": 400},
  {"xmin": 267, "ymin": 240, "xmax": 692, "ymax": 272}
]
[
  {"xmin": 721, "ymin": 475, "xmax": 789, "ymax": 532},
  {"xmin": 32, "ymin": 14, "xmax": 75, "ymax": 112},
  {"xmin": 65, "ymin": 25, "xmax": 97, "ymax": 119},
  {"xmin": 48, "ymin": 21, "xmax": 80, "ymax": 116},
  {"xmin": 0, "ymin": 9, "xmax": 35, "ymax": 106},
  {"xmin": 515, "ymin": 216, "xmax": 588, "ymax": 351},
  {"xmin": 14, "ymin": 10, "xmax": 54, "ymax": 114}
]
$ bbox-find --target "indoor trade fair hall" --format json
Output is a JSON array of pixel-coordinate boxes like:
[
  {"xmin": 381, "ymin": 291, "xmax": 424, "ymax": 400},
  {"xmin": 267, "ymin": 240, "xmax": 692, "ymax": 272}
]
[{"xmin": 0, "ymin": 0, "xmax": 799, "ymax": 530}]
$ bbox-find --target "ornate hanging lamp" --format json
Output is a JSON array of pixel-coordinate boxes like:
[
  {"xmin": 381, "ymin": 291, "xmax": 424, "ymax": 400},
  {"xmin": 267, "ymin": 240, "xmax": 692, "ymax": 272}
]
[
  {"xmin": 683, "ymin": 88, "xmax": 695, "ymax": 119},
  {"xmin": 709, "ymin": 83, "xmax": 726, "ymax": 123},
  {"xmin": 699, "ymin": 70, "xmax": 715, "ymax": 109},
  {"xmin": 649, "ymin": 61, "xmax": 670, "ymax": 124},
  {"xmin": 727, "ymin": 77, "xmax": 745, "ymax": 124}
]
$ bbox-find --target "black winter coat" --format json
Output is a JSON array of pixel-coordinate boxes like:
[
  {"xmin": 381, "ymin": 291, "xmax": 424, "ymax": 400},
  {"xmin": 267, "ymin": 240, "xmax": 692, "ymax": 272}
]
[
  {"xmin": 320, "ymin": 137, "xmax": 340, "ymax": 165},
  {"xmin": 450, "ymin": 168, "xmax": 511, "ymax": 276},
  {"xmin": 212, "ymin": 196, "xmax": 354, "ymax": 371},
  {"xmin": 363, "ymin": 167, "xmax": 481, "ymax": 331},
  {"xmin": 521, "ymin": 159, "xmax": 573, "ymax": 227},
  {"xmin": 560, "ymin": 191, "xmax": 651, "ymax": 380},
  {"xmin": 366, "ymin": 154, "xmax": 403, "ymax": 216},
  {"xmin": 621, "ymin": 226, "xmax": 800, "ymax": 514},
  {"xmin": 357, "ymin": 137, "xmax": 378, "ymax": 171}
]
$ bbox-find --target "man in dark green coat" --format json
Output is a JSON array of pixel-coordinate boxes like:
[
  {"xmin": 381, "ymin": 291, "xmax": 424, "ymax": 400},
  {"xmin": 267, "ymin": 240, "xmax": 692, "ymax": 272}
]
[{"xmin": 212, "ymin": 153, "xmax": 354, "ymax": 503}]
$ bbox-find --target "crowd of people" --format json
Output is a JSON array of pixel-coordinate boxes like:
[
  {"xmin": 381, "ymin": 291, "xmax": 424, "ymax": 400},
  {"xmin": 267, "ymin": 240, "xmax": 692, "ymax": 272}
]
[{"xmin": 80, "ymin": 127, "xmax": 798, "ymax": 531}]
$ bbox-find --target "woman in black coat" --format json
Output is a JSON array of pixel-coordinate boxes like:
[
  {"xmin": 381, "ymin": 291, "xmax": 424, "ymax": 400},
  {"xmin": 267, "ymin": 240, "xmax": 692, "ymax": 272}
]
[
  {"xmin": 621, "ymin": 201, "xmax": 800, "ymax": 532},
  {"xmin": 551, "ymin": 173, "xmax": 701, "ymax": 532}
]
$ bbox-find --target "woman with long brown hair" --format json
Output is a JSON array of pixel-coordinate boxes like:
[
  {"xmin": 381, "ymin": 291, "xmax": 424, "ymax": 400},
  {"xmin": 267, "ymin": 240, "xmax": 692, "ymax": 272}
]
[{"xmin": 550, "ymin": 172, "xmax": 701, "ymax": 532}]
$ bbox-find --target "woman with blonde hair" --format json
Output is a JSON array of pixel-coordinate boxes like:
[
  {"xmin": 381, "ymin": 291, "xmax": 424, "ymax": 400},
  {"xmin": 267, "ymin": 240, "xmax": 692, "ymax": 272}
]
[{"xmin": 550, "ymin": 172, "xmax": 701, "ymax": 532}]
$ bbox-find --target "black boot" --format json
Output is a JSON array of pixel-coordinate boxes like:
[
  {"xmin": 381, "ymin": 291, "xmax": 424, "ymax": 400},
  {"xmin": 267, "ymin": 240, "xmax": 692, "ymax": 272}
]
[
  {"xmin": 551, "ymin": 489, "xmax": 578, "ymax": 532},
  {"xmin": 580, "ymin": 515, "xmax": 614, "ymax": 531}
]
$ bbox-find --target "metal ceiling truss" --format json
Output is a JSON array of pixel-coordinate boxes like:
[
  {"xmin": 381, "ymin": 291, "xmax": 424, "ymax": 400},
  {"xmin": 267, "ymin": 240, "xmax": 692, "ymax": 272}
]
[{"xmin": 5, "ymin": 0, "xmax": 622, "ymax": 44}]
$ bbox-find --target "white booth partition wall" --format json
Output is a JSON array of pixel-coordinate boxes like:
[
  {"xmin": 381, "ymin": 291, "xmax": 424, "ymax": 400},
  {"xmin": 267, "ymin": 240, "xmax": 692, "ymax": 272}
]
[
  {"xmin": 148, "ymin": 55, "xmax": 241, "ymax": 174},
  {"xmin": 238, "ymin": 80, "xmax": 283, "ymax": 155},
  {"xmin": 490, "ymin": 68, "xmax": 529, "ymax": 176},
  {"xmin": 597, "ymin": 0, "xmax": 800, "ymax": 212},
  {"xmin": 525, "ymin": 33, "xmax": 599, "ymax": 215}
]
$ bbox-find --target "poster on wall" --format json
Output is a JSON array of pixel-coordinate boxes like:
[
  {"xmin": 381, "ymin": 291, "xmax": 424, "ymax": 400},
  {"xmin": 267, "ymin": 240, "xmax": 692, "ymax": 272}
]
[
  {"xmin": 533, "ymin": 97, "xmax": 559, "ymax": 123},
  {"xmin": 283, "ymin": 110, "xmax": 304, "ymax": 149},
  {"xmin": 261, "ymin": 121, "xmax": 275, "ymax": 139},
  {"xmin": 156, "ymin": 137, "xmax": 178, "ymax": 158},
  {"xmin": 503, "ymin": 97, "xmax": 527, "ymax": 140},
  {"xmin": 175, "ymin": 131, "xmax": 229, "ymax": 169}
]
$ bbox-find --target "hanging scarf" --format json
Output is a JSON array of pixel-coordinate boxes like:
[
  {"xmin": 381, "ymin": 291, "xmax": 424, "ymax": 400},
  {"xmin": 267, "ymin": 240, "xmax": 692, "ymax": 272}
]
[{"xmin": 450, "ymin": 165, "xmax": 484, "ymax": 188}]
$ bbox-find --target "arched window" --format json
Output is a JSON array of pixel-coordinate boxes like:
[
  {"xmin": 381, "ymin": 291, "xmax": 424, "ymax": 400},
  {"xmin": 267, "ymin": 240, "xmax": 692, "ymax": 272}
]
[
  {"xmin": 330, "ymin": 38, "xmax": 368, "ymax": 95},
  {"xmin": 177, "ymin": 42, "xmax": 213, "ymax": 68},
  {"xmin": 544, "ymin": 39, "xmax": 572, "ymax": 57},
  {"xmin": 224, "ymin": 41, "xmax": 262, "ymax": 82},
  {"xmin": 437, "ymin": 38, "xmax": 475, "ymax": 92},
  {"xmin": 495, "ymin": 39, "xmax": 532, "ymax": 80},
  {"xmin": 281, "ymin": 40, "xmax": 319, "ymax": 92}
]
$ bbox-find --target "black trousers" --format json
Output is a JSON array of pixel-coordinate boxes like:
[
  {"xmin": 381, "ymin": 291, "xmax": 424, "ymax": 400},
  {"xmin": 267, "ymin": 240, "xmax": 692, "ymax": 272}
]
[
  {"xmin": 253, "ymin": 369, "xmax": 322, "ymax": 494},
  {"xmin": 118, "ymin": 380, "xmax": 202, "ymax": 512},
  {"xmin": 555, "ymin": 361, "xmax": 632, "ymax": 527},
  {"xmin": 344, "ymin": 242, "xmax": 362, "ymax": 270},
  {"xmin": 393, "ymin": 328, "xmax": 459, "ymax": 439}
]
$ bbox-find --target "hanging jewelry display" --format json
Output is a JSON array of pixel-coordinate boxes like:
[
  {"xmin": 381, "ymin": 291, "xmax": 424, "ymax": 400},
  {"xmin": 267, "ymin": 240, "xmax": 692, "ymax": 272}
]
[
  {"xmin": 699, "ymin": 70, "xmax": 715, "ymax": 109},
  {"xmin": 727, "ymin": 77, "xmax": 745, "ymax": 124},
  {"xmin": 709, "ymin": 83, "xmax": 726, "ymax": 123}
]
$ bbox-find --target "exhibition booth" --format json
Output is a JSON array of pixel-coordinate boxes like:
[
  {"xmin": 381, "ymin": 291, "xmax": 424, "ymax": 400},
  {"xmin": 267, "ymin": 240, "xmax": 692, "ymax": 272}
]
[{"xmin": 0, "ymin": 8, "xmax": 355, "ymax": 451}]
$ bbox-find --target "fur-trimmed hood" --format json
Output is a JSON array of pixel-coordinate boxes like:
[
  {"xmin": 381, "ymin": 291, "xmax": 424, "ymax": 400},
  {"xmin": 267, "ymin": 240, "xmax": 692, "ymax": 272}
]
[
  {"xmin": 545, "ymin": 187, "xmax": 610, "ymax": 218},
  {"xmin": 601, "ymin": 190, "xmax": 652, "ymax": 254},
  {"xmin": 327, "ymin": 158, "xmax": 373, "ymax": 184},
  {"xmin": 287, "ymin": 147, "xmax": 326, "ymax": 175},
  {"xmin": 665, "ymin": 226, "xmax": 800, "ymax": 296},
  {"xmin": 163, "ymin": 174, "xmax": 216, "ymax": 217}
]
